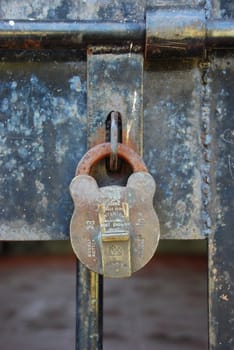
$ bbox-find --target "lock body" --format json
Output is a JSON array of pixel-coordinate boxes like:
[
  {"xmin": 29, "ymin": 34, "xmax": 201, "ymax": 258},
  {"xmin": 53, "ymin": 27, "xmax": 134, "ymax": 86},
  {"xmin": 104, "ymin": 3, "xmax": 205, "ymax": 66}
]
[
  {"xmin": 70, "ymin": 172, "xmax": 159, "ymax": 278},
  {"xmin": 70, "ymin": 143, "xmax": 160, "ymax": 278}
]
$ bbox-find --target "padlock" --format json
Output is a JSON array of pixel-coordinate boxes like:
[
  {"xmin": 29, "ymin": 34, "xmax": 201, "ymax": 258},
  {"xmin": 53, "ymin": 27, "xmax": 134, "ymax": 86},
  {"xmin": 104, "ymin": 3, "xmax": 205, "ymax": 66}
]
[{"xmin": 70, "ymin": 142, "xmax": 160, "ymax": 278}]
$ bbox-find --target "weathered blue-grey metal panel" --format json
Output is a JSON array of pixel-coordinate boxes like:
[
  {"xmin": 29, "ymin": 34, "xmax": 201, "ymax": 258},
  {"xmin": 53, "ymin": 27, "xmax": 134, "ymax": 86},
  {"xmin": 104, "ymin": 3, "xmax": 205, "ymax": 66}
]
[
  {"xmin": 1, "ymin": 1, "xmax": 234, "ymax": 349},
  {"xmin": 208, "ymin": 55, "xmax": 234, "ymax": 349},
  {"xmin": 87, "ymin": 53, "xmax": 143, "ymax": 153},
  {"xmin": 0, "ymin": 0, "xmax": 203, "ymax": 21},
  {"xmin": 144, "ymin": 63, "xmax": 206, "ymax": 239},
  {"xmin": 0, "ymin": 0, "xmax": 209, "ymax": 240},
  {"xmin": 0, "ymin": 62, "xmax": 87, "ymax": 239},
  {"xmin": 207, "ymin": 2, "xmax": 234, "ymax": 348}
]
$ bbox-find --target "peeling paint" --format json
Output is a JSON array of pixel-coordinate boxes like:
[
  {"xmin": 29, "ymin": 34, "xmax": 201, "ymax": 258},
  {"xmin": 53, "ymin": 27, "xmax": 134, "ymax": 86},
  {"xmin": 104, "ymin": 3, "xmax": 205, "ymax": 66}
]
[
  {"xmin": 144, "ymin": 65, "xmax": 204, "ymax": 239},
  {"xmin": 0, "ymin": 0, "xmax": 204, "ymax": 22},
  {"xmin": 0, "ymin": 62, "xmax": 87, "ymax": 239},
  {"xmin": 0, "ymin": 0, "xmax": 224, "ymax": 241},
  {"xmin": 0, "ymin": 220, "xmax": 66, "ymax": 240},
  {"xmin": 208, "ymin": 53, "xmax": 234, "ymax": 349},
  {"xmin": 0, "ymin": 0, "xmax": 233, "ymax": 348}
]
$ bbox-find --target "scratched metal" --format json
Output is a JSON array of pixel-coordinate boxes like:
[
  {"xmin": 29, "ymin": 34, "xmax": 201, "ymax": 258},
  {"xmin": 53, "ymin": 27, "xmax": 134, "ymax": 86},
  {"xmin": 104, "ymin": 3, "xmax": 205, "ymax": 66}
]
[
  {"xmin": 208, "ymin": 55, "xmax": 234, "ymax": 350},
  {"xmin": 0, "ymin": 62, "xmax": 87, "ymax": 239},
  {"xmin": 207, "ymin": 0, "xmax": 234, "ymax": 348},
  {"xmin": 87, "ymin": 53, "xmax": 143, "ymax": 153},
  {"xmin": 144, "ymin": 61, "xmax": 206, "ymax": 239},
  {"xmin": 0, "ymin": 0, "xmax": 207, "ymax": 240},
  {"xmin": 207, "ymin": 31, "xmax": 234, "ymax": 350},
  {"xmin": 70, "ymin": 171, "xmax": 160, "ymax": 277}
]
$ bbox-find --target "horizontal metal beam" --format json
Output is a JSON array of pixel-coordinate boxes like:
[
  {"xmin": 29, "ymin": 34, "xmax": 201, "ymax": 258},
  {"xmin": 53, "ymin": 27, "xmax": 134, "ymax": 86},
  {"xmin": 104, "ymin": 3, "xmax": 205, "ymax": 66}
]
[
  {"xmin": 145, "ymin": 9, "xmax": 206, "ymax": 59},
  {"xmin": 1, "ymin": 9, "xmax": 234, "ymax": 58},
  {"xmin": 0, "ymin": 20, "xmax": 145, "ymax": 50},
  {"xmin": 207, "ymin": 20, "xmax": 234, "ymax": 49}
]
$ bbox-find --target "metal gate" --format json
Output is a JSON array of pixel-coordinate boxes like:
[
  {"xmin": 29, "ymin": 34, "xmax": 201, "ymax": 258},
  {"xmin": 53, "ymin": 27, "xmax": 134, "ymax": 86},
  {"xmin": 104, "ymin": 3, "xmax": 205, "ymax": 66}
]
[{"xmin": 0, "ymin": 1, "xmax": 234, "ymax": 349}]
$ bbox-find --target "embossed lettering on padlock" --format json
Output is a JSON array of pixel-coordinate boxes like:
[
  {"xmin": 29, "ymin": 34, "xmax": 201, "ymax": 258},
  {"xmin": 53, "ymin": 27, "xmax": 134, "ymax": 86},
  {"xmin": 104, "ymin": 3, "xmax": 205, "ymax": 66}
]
[{"xmin": 69, "ymin": 143, "xmax": 160, "ymax": 278}]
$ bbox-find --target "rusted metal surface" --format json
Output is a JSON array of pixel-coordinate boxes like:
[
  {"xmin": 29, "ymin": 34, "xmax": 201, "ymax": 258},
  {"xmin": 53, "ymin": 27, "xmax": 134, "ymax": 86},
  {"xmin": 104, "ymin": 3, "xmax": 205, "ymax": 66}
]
[
  {"xmin": 71, "ymin": 171, "xmax": 159, "ymax": 278},
  {"xmin": 0, "ymin": 1, "xmax": 211, "ymax": 240},
  {"xmin": 75, "ymin": 143, "xmax": 147, "ymax": 175},
  {"xmin": 1, "ymin": 11, "xmax": 234, "ymax": 57},
  {"xmin": 70, "ymin": 143, "xmax": 159, "ymax": 277}
]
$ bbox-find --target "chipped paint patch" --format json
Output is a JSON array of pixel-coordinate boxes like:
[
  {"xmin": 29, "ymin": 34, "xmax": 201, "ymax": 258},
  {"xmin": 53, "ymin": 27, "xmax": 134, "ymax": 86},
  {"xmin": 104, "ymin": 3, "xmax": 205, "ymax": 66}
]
[
  {"xmin": 0, "ymin": 62, "xmax": 87, "ymax": 239},
  {"xmin": 144, "ymin": 65, "xmax": 204, "ymax": 239},
  {"xmin": 0, "ymin": 0, "xmax": 220, "ymax": 241},
  {"xmin": 208, "ymin": 54, "xmax": 234, "ymax": 349},
  {"xmin": 0, "ymin": 220, "xmax": 67, "ymax": 239}
]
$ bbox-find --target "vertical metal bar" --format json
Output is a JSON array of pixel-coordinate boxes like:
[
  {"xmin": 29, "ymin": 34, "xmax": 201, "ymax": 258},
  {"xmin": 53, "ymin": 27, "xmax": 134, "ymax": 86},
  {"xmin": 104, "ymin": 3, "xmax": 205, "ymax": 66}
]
[
  {"xmin": 76, "ymin": 262, "xmax": 103, "ymax": 350},
  {"xmin": 208, "ymin": 226, "xmax": 234, "ymax": 348},
  {"xmin": 208, "ymin": 56, "xmax": 234, "ymax": 349},
  {"xmin": 208, "ymin": 158, "xmax": 234, "ymax": 349}
]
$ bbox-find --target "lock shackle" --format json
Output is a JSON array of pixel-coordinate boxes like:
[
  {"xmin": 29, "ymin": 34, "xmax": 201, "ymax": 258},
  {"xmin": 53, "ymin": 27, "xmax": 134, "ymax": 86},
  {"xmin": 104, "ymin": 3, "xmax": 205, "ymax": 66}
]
[{"xmin": 76, "ymin": 142, "xmax": 147, "ymax": 175}]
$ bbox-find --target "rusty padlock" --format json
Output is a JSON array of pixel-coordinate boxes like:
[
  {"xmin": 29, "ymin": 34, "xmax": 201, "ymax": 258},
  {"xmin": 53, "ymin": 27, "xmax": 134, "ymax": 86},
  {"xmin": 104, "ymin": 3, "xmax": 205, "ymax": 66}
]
[{"xmin": 70, "ymin": 143, "xmax": 160, "ymax": 278}]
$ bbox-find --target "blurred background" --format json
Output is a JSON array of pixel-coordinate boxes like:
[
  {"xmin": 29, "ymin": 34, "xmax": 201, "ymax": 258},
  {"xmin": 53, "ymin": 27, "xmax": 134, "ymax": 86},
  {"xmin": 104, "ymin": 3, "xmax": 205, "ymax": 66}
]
[{"xmin": 0, "ymin": 240, "xmax": 208, "ymax": 350}]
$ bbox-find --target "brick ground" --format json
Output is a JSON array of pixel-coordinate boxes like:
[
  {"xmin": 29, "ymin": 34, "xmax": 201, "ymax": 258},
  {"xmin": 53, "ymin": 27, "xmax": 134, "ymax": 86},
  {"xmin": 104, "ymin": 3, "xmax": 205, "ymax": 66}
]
[{"xmin": 0, "ymin": 255, "xmax": 208, "ymax": 350}]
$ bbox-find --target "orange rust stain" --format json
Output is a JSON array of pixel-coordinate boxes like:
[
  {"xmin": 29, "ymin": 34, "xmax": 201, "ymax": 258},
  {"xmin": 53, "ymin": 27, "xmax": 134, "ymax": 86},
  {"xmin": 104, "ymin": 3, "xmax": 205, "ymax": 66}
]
[
  {"xmin": 24, "ymin": 39, "xmax": 42, "ymax": 49},
  {"xmin": 76, "ymin": 142, "xmax": 147, "ymax": 175}
]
